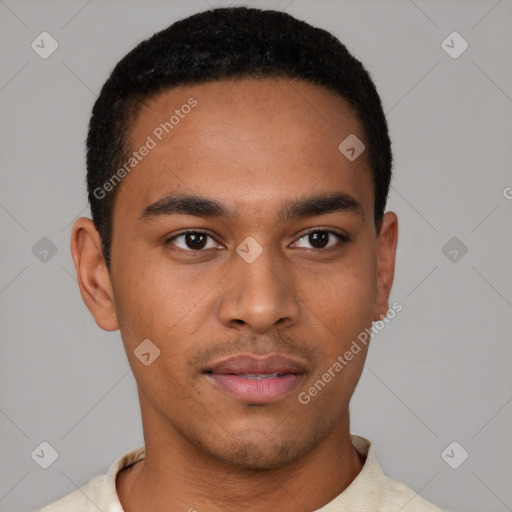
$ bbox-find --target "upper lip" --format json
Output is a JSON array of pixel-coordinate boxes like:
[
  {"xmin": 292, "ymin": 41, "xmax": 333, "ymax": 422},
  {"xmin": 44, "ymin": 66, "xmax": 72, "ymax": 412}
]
[{"xmin": 205, "ymin": 354, "xmax": 306, "ymax": 375}]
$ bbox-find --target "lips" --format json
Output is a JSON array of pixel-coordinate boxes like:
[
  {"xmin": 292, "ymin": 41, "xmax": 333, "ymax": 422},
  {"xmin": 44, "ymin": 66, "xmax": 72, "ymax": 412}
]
[{"xmin": 204, "ymin": 354, "xmax": 306, "ymax": 404}]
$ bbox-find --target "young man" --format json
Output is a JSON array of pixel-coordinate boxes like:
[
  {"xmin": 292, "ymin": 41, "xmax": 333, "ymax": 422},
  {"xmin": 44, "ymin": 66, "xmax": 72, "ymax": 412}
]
[{"xmin": 40, "ymin": 6, "xmax": 447, "ymax": 512}]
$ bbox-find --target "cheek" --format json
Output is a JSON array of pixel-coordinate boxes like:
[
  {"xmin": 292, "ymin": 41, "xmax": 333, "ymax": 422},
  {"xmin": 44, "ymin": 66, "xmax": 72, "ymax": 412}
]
[
  {"xmin": 300, "ymin": 253, "xmax": 377, "ymax": 338},
  {"xmin": 111, "ymin": 252, "xmax": 215, "ymax": 352},
  {"xmin": 301, "ymin": 270, "xmax": 373, "ymax": 407},
  {"xmin": 111, "ymin": 267, "xmax": 200, "ymax": 399}
]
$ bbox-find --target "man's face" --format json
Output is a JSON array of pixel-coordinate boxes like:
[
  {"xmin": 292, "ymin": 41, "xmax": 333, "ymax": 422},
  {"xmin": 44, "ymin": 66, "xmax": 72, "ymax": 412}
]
[{"xmin": 104, "ymin": 78, "xmax": 394, "ymax": 469}]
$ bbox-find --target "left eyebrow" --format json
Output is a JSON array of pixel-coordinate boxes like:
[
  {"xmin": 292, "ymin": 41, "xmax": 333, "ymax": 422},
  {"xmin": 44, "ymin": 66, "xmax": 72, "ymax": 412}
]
[
  {"xmin": 138, "ymin": 191, "xmax": 363, "ymax": 221},
  {"xmin": 278, "ymin": 192, "xmax": 363, "ymax": 221}
]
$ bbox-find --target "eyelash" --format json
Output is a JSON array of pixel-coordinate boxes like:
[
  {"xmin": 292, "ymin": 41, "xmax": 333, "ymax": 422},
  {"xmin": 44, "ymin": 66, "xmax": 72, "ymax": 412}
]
[{"xmin": 164, "ymin": 228, "xmax": 350, "ymax": 254}]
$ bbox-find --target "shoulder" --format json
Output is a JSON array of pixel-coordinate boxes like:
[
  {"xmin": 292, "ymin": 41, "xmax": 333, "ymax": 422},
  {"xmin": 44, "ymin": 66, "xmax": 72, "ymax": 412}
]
[
  {"xmin": 37, "ymin": 445, "xmax": 145, "ymax": 512},
  {"xmin": 382, "ymin": 475, "xmax": 449, "ymax": 512},
  {"xmin": 38, "ymin": 475, "xmax": 119, "ymax": 512},
  {"xmin": 342, "ymin": 435, "xmax": 450, "ymax": 512}
]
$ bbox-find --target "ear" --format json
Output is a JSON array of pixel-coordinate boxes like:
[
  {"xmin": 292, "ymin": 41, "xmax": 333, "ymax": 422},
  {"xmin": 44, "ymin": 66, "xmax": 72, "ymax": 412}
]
[
  {"xmin": 373, "ymin": 211, "xmax": 398, "ymax": 321},
  {"xmin": 70, "ymin": 217, "xmax": 119, "ymax": 331}
]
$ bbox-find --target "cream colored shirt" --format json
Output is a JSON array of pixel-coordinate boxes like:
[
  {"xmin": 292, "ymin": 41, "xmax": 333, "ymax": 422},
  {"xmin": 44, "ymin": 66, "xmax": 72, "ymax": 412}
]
[{"xmin": 39, "ymin": 435, "xmax": 447, "ymax": 512}]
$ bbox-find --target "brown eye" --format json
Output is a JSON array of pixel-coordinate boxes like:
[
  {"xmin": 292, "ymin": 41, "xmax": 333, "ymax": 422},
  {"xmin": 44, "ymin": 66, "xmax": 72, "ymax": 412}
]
[
  {"xmin": 293, "ymin": 230, "xmax": 349, "ymax": 250},
  {"xmin": 308, "ymin": 231, "xmax": 329, "ymax": 249},
  {"xmin": 183, "ymin": 232, "xmax": 208, "ymax": 250},
  {"xmin": 166, "ymin": 231, "xmax": 219, "ymax": 251}
]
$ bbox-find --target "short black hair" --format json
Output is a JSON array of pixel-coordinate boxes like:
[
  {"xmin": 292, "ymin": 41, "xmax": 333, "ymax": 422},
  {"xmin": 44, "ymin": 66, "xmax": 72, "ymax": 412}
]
[{"xmin": 87, "ymin": 6, "xmax": 392, "ymax": 269}]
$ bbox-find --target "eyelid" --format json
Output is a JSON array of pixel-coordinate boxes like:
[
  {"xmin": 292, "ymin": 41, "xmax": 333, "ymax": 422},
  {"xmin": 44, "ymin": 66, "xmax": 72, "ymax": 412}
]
[
  {"xmin": 166, "ymin": 228, "xmax": 218, "ymax": 240},
  {"xmin": 295, "ymin": 227, "xmax": 350, "ymax": 242}
]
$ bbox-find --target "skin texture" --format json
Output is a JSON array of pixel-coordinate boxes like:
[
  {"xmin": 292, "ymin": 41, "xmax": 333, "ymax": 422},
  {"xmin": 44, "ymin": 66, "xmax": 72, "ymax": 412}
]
[{"xmin": 71, "ymin": 77, "xmax": 398, "ymax": 512}]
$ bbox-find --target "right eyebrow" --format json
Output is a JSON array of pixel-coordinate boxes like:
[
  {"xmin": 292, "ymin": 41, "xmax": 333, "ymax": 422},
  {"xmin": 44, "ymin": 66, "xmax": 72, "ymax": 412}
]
[{"xmin": 139, "ymin": 194, "xmax": 233, "ymax": 221}]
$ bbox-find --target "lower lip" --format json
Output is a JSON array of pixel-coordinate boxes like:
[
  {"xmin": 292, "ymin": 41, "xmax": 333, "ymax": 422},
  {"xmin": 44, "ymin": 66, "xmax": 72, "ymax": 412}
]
[{"xmin": 207, "ymin": 373, "xmax": 304, "ymax": 404}]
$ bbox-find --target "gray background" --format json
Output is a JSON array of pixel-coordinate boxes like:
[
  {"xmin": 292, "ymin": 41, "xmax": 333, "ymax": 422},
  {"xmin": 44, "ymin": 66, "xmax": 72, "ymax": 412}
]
[{"xmin": 1, "ymin": 0, "xmax": 511, "ymax": 511}]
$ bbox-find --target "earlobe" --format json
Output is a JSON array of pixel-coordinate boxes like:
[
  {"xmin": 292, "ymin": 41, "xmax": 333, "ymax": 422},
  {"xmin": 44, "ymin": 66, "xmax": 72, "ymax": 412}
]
[
  {"xmin": 70, "ymin": 218, "xmax": 119, "ymax": 331},
  {"xmin": 373, "ymin": 211, "xmax": 398, "ymax": 322}
]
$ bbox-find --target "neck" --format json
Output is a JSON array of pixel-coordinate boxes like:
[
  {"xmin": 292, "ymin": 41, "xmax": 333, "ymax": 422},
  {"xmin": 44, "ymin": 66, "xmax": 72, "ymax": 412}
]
[{"xmin": 117, "ymin": 412, "xmax": 364, "ymax": 512}]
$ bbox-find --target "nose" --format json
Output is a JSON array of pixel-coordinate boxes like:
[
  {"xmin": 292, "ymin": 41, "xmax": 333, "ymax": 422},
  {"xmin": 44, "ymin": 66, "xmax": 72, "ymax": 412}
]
[{"xmin": 217, "ymin": 244, "xmax": 301, "ymax": 333}]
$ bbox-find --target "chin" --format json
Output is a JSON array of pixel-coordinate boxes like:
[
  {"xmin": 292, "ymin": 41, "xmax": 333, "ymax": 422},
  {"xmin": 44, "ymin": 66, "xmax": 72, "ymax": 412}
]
[
  {"xmin": 201, "ymin": 427, "xmax": 324, "ymax": 471},
  {"xmin": 212, "ymin": 442, "xmax": 304, "ymax": 470}
]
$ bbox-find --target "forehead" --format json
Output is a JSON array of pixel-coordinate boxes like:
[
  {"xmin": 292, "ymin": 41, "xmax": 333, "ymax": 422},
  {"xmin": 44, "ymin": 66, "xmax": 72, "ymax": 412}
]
[{"xmin": 114, "ymin": 77, "xmax": 373, "ymax": 222}]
